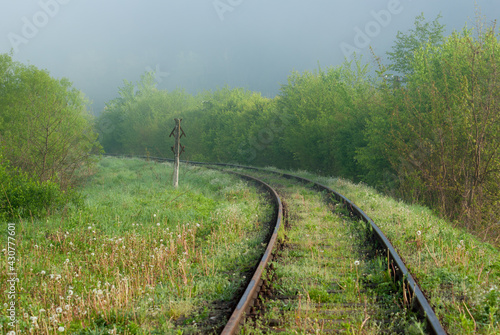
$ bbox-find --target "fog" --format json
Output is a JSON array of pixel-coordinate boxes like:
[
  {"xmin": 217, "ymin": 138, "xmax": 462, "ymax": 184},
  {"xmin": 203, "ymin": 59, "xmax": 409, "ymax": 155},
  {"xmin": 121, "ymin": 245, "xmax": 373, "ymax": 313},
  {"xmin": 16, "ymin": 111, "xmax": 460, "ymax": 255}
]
[{"xmin": 1, "ymin": 0, "xmax": 499, "ymax": 114}]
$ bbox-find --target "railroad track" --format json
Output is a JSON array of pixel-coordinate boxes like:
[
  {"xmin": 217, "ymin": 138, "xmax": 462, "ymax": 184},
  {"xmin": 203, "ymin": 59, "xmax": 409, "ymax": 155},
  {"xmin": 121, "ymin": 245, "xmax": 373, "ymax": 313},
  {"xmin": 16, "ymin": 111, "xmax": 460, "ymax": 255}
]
[{"xmin": 105, "ymin": 155, "xmax": 446, "ymax": 334}]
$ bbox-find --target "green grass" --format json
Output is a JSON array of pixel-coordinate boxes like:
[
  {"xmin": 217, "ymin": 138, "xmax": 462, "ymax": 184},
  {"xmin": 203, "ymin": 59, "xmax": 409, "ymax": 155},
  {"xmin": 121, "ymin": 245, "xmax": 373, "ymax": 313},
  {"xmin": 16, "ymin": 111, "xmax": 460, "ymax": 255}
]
[
  {"xmin": 283, "ymin": 169, "xmax": 500, "ymax": 334},
  {"xmin": 0, "ymin": 157, "xmax": 273, "ymax": 334},
  {"xmin": 235, "ymin": 172, "xmax": 421, "ymax": 334},
  {"xmin": 2, "ymin": 158, "xmax": 498, "ymax": 334}
]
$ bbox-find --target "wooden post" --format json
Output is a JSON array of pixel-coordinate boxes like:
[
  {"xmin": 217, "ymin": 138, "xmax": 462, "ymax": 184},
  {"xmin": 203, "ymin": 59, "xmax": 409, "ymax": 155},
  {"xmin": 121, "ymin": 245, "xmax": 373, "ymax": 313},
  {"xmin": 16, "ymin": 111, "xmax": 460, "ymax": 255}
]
[{"xmin": 172, "ymin": 118, "xmax": 181, "ymax": 188}]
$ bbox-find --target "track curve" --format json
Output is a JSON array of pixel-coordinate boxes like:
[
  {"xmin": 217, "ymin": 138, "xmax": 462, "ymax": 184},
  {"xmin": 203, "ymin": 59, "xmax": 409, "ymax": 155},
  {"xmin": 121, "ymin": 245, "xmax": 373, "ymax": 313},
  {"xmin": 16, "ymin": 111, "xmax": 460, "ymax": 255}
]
[{"xmin": 103, "ymin": 154, "xmax": 446, "ymax": 334}]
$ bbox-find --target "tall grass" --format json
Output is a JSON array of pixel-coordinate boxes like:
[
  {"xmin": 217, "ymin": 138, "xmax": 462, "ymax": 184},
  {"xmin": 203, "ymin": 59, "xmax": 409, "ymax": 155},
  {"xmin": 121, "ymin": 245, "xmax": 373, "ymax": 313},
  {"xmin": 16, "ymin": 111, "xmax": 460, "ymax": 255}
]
[{"xmin": 0, "ymin": 157, "xmax": 272, "ymax": 334}]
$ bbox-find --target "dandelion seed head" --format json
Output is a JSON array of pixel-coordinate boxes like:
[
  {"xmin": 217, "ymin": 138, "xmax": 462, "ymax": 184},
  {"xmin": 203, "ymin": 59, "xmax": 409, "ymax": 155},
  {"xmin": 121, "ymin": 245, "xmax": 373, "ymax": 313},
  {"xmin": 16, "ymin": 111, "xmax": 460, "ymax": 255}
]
[
  {"xmin": 417, "ymin": 230, "xmax": 421, "ymax": 236},
  {"xmin": 56, "ymin": 307, "xmax": 63, "ymax": 313},
  {"xmin": 354, "ymin": 260, "xmax": 360, "ymax": 266}
]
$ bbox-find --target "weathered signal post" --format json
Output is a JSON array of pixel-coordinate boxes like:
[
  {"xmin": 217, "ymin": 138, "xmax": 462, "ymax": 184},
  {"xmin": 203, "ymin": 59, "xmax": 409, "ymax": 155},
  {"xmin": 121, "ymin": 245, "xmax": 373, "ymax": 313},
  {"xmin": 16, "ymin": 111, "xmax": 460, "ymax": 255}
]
[{"xmin": 169, "ymin": 118, "xmax": 185, "ymax": 188}]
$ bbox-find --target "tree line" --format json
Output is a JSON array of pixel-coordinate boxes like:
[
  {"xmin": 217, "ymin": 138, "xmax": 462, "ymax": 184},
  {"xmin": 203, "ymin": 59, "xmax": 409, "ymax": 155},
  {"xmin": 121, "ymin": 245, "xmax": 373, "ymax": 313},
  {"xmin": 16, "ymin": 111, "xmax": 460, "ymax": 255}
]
[
  {"xmin": 97, "ymin": 15, "xmax": 500, "ymax": 238},
  {"xmin": 1, "ymin": 13, "xmax": 498, "ymax": 240}
]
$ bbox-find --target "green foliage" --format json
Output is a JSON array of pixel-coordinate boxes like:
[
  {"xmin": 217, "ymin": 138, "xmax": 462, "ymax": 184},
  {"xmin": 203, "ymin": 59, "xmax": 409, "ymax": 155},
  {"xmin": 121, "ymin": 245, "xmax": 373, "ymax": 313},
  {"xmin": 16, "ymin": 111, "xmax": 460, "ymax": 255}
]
[
  {"xmin": 389, "ymin": 26, "xmax": 500, "ymax": 226},
  {"xmin": 387, "ymin": 13, "xmax": 446, "ymax": 75},
  {"xmin": 97, "ymin": 13, "xmax": 500, "ymax": 239},
  {"xmin": 275, "ymin": 60, "xmax": 376, "ymax": 180},
  {"xmin": 0, "ymin": 54, "xmax": 101, "ymax": 190},
  {"xmin": 97, "ymin": 73, "xmax": 200, "ymax": 156},
  {"xmin": 0, "ymin": 155, "xmax": 79, "ymax": 219}
]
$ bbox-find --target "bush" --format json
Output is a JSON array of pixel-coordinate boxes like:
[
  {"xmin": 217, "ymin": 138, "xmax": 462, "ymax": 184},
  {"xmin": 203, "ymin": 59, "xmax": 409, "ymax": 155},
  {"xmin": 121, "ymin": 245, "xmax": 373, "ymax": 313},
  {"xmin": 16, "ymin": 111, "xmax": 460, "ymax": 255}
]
[{"xmin": 0, "ymin": 157, "xmax": 80, "ymax": 220}]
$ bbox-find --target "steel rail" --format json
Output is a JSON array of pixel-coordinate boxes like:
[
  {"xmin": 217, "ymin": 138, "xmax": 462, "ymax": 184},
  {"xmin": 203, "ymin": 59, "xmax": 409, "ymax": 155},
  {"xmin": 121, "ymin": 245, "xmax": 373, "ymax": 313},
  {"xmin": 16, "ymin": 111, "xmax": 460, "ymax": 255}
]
[
  {"xmin": 218, "ymin": 172, "xmax": 283, "ymax": 335},
  {"xmin": 102, "ymin": 154, "xmax": 446, "ymax": 334},
  {"xmin": 103, "ymin": 154, "xmax": 283, "ymax": 334},
  {"xmin": 205, "ymin": 163, "xmax": 447, "ymax": 335}
]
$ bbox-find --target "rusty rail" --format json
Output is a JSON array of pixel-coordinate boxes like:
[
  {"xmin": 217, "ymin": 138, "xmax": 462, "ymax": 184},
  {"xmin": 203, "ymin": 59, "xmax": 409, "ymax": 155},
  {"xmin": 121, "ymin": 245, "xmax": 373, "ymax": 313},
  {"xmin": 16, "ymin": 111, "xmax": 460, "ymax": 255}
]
[
  {"xmin": 219, "ymin": 172, "xmax": 283, "ymax": 335},
  {"xmin": 103, "ymin": 154, "xmax": 446, "ymax": 335}
]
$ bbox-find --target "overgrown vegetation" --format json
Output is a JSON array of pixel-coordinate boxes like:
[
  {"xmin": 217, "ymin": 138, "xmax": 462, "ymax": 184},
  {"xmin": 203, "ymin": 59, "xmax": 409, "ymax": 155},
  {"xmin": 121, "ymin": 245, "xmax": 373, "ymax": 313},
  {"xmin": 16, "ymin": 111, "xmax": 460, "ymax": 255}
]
[
  {"xmin": 291, "ymin": 169, "xmax": 500, "ymax": 334},
  {"xmin": 0, "ymin": 155, "xmax": 79, "ymax": 220},
  {"xmin": 96, "ymin": 14, "xmax": 499, "ymax": 244},
  {"xmin": 236, "ymin": 172, "xmax": 424, "ymax": 334},
  {"xmin": 0, "ymin": 157, "xmax": 272, "ymax": 334},
  {"xmin": 0, "ymin": 54, "xmax": 100, "ymax": 219}
]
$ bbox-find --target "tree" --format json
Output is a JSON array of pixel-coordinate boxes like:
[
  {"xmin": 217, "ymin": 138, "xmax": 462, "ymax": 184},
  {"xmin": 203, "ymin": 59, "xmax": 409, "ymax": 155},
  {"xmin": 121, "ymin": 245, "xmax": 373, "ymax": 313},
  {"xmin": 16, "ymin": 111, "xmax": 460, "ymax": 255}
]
[
  {"xmin": 0, "ymin": 54, "xmax": 100, "ymax": 189},
  {"xmin": 387, "ymin": 13, "xmax": 446, "ymax": 75},
  {"xmin": 276, "ymin": 60, "xmax": 375, "ymax": 179},
  {"xmin": 389, "ymin": 26, "xmax": 500, "ymax": 229}
]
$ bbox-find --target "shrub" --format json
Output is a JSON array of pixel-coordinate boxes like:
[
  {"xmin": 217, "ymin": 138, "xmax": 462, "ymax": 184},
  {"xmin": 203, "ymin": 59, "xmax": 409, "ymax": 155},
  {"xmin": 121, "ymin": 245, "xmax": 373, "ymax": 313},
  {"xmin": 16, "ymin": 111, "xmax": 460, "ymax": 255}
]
[{"xmin": 0, "ymin": 156, "xmax": 80, "ymax": 220}]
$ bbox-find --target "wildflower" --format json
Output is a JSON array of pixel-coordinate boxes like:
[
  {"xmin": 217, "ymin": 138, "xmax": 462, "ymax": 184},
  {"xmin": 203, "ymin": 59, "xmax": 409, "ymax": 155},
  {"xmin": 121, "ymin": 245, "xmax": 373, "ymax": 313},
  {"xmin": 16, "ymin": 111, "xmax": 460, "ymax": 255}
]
[
  {"xmin": 88, "ymin": 226, "xmax": 92, "ymax": 230},
  {"xmin": 30, "ymin": 316, "xmax": 38, "ymax": 323},
  {"xmin": 417, "ymin": 230, "xmax": 421, "ymax": 236},
  {"xmin": 65, "ymin": 259, "xmax": 70, "ymax": 263},
  {"xmin": 354, "ymin": 260, "xmax": 360, "ymax": 266},
  {"xmin": 41, "ymin": 270, "xmax": 46, "ymax": 275},
  {"xmin": 196, "ymin": 223, "xmax": 200, "ymax": 227},
  {"xmin": 68, "ymin": 290, "xmax": 74, "ymax": 295},
  {"xmin": 91, "ymin": 253, "xmax": 95, "ymax": 256},
  {"xmin": 154, "ymin": 213, "xmax": 156, "ymax": 217},
  {"xmin": 65, "ymin": 305, "xmax": 70, "ymax": 310},
  {"xmin": 58, "ymin": 326, "xmax": 65, "ymax": 332},
  {"xmin": 56, "ymin": 307, "xmax": 63, "ymax": 313},
  {"xmin": 157, "ymin": 223, "xmax": 160, "ymax": 226},
  {"xmin": 39, "ymin": 309, "xmax": 46, "ymax": 313},
  {"xmin": 35, "ymin": 245, "xmax": 39, "ymax": 248}
]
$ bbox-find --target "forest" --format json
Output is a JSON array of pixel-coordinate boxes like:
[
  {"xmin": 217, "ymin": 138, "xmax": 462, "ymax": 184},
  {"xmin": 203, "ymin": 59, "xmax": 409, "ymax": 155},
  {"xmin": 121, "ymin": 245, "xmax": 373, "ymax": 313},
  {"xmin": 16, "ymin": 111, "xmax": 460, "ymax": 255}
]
[{"xmin": 1, "ymin": 15, "xmax": 499, "ymax": 244}]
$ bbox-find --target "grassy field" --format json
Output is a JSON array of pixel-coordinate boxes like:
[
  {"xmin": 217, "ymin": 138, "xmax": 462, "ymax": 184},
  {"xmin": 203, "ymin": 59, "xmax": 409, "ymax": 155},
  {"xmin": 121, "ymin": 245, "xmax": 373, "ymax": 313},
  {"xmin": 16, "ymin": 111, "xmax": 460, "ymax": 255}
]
[
  {"xmin": 0, "ymin": 157, "xmax": 273, "ymax": 334},
  {"xmin": 1, "ymin": 157, "xmax": 499, "ymax": 334}
]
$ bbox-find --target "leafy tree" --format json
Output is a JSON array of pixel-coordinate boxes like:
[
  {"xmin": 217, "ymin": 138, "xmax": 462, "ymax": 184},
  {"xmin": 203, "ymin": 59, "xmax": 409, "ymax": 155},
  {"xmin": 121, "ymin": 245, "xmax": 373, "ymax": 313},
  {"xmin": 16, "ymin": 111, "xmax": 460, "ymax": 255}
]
[
  {"xmin": 390, "ymin": 26, "xmax": 500, "ymax": 228},
  {"xmin": 387, "ymin": 13, "xmax": 446, "ymax": 75},
  {"xmin": 97, "ymin": 73, "xmax": 199, "ymax": 157},
  {"xmin": 0, "ymin": 54, "xmax": 100, "ymax": 189},
  {"xmin": 276, "ymin": 60, "xmax": 375, "ymax": 180}
]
